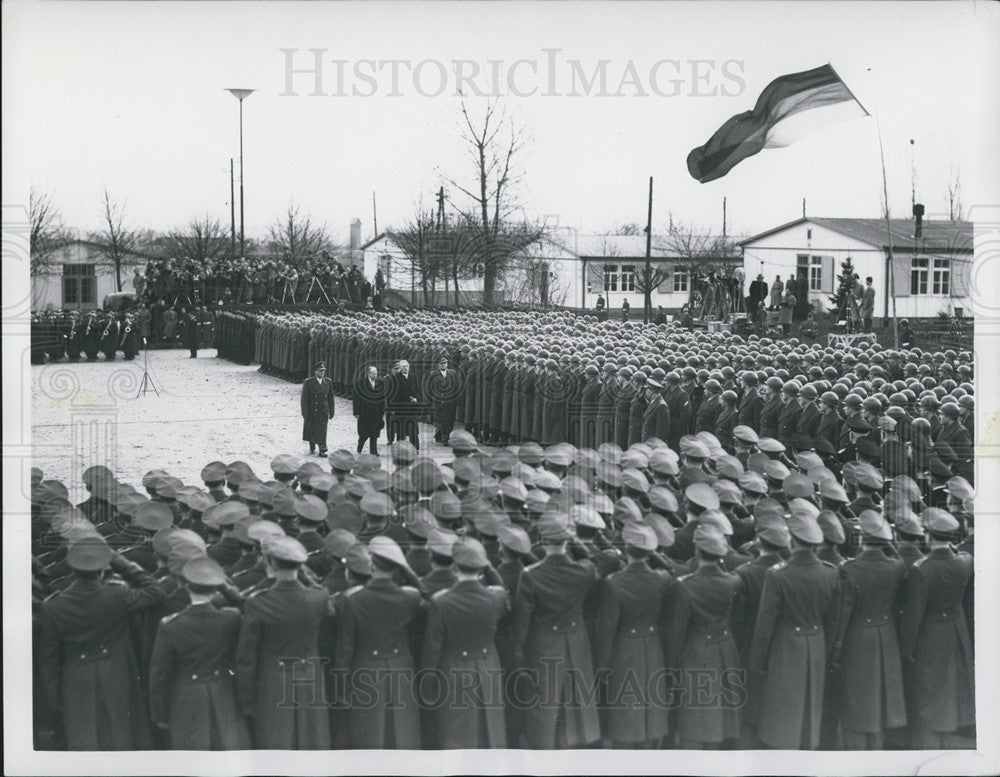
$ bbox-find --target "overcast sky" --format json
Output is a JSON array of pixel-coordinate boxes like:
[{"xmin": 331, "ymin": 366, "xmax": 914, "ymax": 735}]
[{"xmin": 4, "ymin": 1, "xmax": 999, "ymax": 245}]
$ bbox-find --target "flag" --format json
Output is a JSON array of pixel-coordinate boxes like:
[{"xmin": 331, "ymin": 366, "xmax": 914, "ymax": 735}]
[{"xmin": 687, "ymin": 64, "xmax": 868, "ymax": 183}]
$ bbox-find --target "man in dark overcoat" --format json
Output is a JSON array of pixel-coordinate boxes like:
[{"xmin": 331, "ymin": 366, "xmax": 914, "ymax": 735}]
[
  {"xmin": 300, "ymin": 362, "xmax": 336, "ymax": 456},
  {"xmin": 353, "ymin": 364, "xmax": 386, "ymax": 455}
]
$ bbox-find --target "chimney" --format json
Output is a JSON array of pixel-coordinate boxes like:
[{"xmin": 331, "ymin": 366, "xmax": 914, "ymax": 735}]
[
  {"xmin": 350, "ymin": 218, "xmax": 362, "ymax": 251},
  {"xmin": 913, "ymin": 203, "xmax": 924, "ymax": 239}
]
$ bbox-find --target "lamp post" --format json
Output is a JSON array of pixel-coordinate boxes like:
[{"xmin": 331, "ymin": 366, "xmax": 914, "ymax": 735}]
[{"xmin": 227, "ymin": 88, "xmax": 255, "ymax": 259}]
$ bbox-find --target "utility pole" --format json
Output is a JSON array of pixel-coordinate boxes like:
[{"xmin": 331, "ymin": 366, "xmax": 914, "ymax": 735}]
[
  {"xmin": 722, "ymin": 197, "xmax": 727, "ymax": 238},
  {"xmin": 229, "ymin": 158, "xmax": 237, "ymax": 258},
  {"xmin": 372, "ymin": 191, "xmax": 378, "ymax": 236},
  {"xmin": 644, "ymin": 176, "xmax": 653, "ymax": 324}
]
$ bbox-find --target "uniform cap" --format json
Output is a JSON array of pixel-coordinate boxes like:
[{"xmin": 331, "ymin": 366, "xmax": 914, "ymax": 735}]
[
  {"xmin": 645, "ymin": 512, "xmax": 676, "ymax": 548},
  {"xmin": 345, "ymin": 476, "xmax": 374, "ymax": 499},
  {"xmin": 817, "ymin": 510, "xmax": 846, "ymax": 544},
  {"xmin": 544, "ymin": 447, "xmax": 573, "ymax": 469},
  {"xmin": 699, "ymin": 509, "xmax": 733, "ymax": 536},
  {"xmin": 596, "ymin": 461, "xmax": 623, "ymax": 488},
  {"xmin": 515, "ymin": 442, "xmax": 544, "ymax": 466},
  {"xmin": 855, "ymin": 464, "xmax": 884, "ymax": 491},
  {"xmin": 498, "ymin": 524, "xmax": 533, "ymax": 556},
  {"xmin": 735, "ymin": 471, "xmax": 767, "ymax": 496},
  {"xmin": 368, "ymin": 535, "xmax": 412, "ymax": 569},
  {"xmin": 786, "ymin": 507, "xmax": 824, "ymax": 544},
  {"xmin": 921, "ymin": 507, "xmax": 959, "ymax": 534},
  {"xmin": 621, "ymin": 522, "xmax": 658, "ymax": 551},
  {"xmin": 328, "ymin": 449, "xmax": 357, "ymax": 472},
  {"xmin": 693, "ymin": 523, "xmax": 729, "ymax": 556},
  {"xmin": 716, "ymin": 455, "xmax": 745, "ymax": 480},
  {"xmin": 534, "ymin": 469, "xmax": 564, "ymax": 493},
  {"xmin": 817, "ymin": 478, "xmax": 848, "ymax": 503},
  {"xmin": 452, "ymin": 458, "xmax": 482, "ymax": 484},
  {"xmin": 428, "ymin": 490, "xmax": 461, "ymax": 522},
  {"xmin": 427, "ymin": 528, "xmax": 459, "ymax": 558},
  {"xmin": 360, "ymin": 492, "xmax": 395, "ymax": 518},
  {"xmin": 946, "ymin": 476, "xmax": 974, "ymax": 501},
  {"xmin": 323, "ymin": 528, "xmax": 358, "ymax": 559},
  {"xmin": 265, "ymin": 536, "xmax": 308, "ymax": 564},
  {"xmin": 782, "ymin": 473, "xmax": 814, "ymax": 499},
  {"xmin": 452, "ymin": 537, "xmax": 489, "ymax": 569},
  {"xmin": 757, "ymin": 521, "xmax": 791, "ymax": 548},
  {"xmin": 345, "ymin": 543, "xmax": 373, "ymax": 576},
  {"xmin": 757, "ymin": 438, "xmax": 786, "ymax": 455},
  {"xmin": 794, "ymin": 452, "xmax": 824, "ymax": 472},
  {"xmin": 181, "ymin": 557, "xmax": 227, "ymax": 587},
  {"xmin": 858, "ymin": 509, "xmax": 892, "ymax": 540},
  {"xmin": 448, "ymin": 430, "xmax": 479, "ymax": 453},
  {"xmin": 713, "ymin": 479, "xmax": 743, "ymax": 505},
  {"xmin": 327, "ymin": 501, "xmax": 365, "ymax": 533},
  {"xmin": 536, "ymin": 513, "xmax": 574, "ymax": 542},
  {"xmin": 621, "ymin": 468, "xmax": 650, "ymax": 494},
  {"xmin": 648, "ymin": 485, "xmax": 679, "ymax": 513},
  {"xmin": 309, "ymin": 472, "xmax": 336, "ymax": 493},
  {"xmin": 200, "ymin": 461, "xmax": 228, "ymax": 483},
  {"xmin": 679, "ymin": 438, "xmax": 710, "ymax": 460},
  {"xmin": 764, "ymin": 460, "xmax": 791, "ymax": 483},
  {"xmin": 411, "ymin": 459, "xmax": 444, "ymax": 492},
  {"xmin": 569, "ymin": 504, "xmax": 605, "ymax": 530},
  {"xmin": 388, "ymin": 440, "xmax": 418, "ymax": 464},
  {"xmin": 142, "ymin": 469, "xmax": 171, "ymax": 489},
  {"xmin": 248, "ymin": 520, "xmax": 286, "ymax": 544},
  {"xmin": 66, "ymin": 536, "xmax": 114, "ymax": 571},
  {"xmin": 685, "ymin": 482, "xmax": 720, "ymax": 510},
  {"xmin": 295, "ymin": 494, "xmax": 329, "ymax": 523},
  {"xmin": 649, "ymin": 450, "xmax": 680, "ymax": 476},
  {"xmin": 597, "ymin": 442, "xmax": 623, "ymax": 465}
]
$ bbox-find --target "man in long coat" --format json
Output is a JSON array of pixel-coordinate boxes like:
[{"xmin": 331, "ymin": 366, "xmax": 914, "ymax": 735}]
[
  {"xmin": 425, "ymin": 354, "xmax": 462, "ymax": 445},
  {"xmin": 38, "ymin": 537, "xmax": 165, "ymax": 750},
  {"xmin": 421, "ymin": 538, "xmax": 509, "ymax": 748},
  {"xmin": 830, "ymin": 511, "xmax": 907, "ymax": 749},
  {"xmin": 898, "ymin": 508, "xmax": 975, "ymax": 748},
  {"xmin": 750, "ymin": 510, "xmax": 840, "ymax": 749},
  {"xmin": 641, "ymin": 379, "xmax": 671, "ymax": 443},
  {"xmin": 148, "ymin": 557, "xmax": 250, "ymax": 750},
  {"xmin": 353, "ymin": 365, "xmax": 386, "ymax": 455},
  {"xmin": 235, "ymin": 537, "xmax": 331, "ymax": 749},
  {"xmin": 300, "ymin": 362, "xmax": 336, "ymax": 456},
  {"xmin": 510, "ymin": 517, "xmax": 602, "ymax": 749},
  {"xmin": 386, "ymin": 359, "xmax": 422, "ymax": 450}
]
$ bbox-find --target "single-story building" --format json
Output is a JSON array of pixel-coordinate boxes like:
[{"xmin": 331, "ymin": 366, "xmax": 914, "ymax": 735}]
[
  {"xmin": 31, "ymin": 239, "xmax": 147, "ymax": 312},
  {"xmin": 739, "ymin": 216, "xmax": 973, "ymax": 320}
]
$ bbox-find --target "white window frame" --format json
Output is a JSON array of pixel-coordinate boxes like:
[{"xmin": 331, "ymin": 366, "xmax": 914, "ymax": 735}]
[
  {"xmin": 932, "ymin": 258, "xmax": 951, "ymax": 296},
  {"xmin": 911, "ymin": 257, "xmax": 929, "ymax": 295},
  {"xmin": 603, "ymin": 264, "xmax": 618, "ymax": 292},
  {"xmin": 620, "ymin": 264, "xmax": 636, "ymax": 292},
  {"xmin": 673, "ymin": 266, "xmax": 689, "ymax": 293}
]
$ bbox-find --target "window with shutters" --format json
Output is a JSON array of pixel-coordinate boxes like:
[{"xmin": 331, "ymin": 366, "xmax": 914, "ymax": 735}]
[
  {"xmin": 673, "ymin": 266, "xmax": 689, "ymax": 292},
  {"xmin": 911, "ymin": 257, "xmax": 929, "ymax": 295},
  {"xmin": 932, "ymin": 259, "xmax": 951, "ymax": 295},
  {"xmin": 603, "ymin": 264, "xmax": 618, "ymax": 292},
  {"xmin": 620, "ymin": 265, "xmax": 636, "ymax": 292},
  {"xmin": 63, "ymin": 263, "xmax": 97, "ymax": 306}
]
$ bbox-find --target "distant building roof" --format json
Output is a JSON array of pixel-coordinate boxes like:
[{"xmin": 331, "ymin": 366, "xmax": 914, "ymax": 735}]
[{"xmin": 739, "ymin": 216, "xmax": 972, "ymax": 253}]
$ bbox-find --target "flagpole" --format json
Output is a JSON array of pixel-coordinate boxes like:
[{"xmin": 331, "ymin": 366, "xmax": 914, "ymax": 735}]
[{"xmin": 874, "ymin": 117, "xmax": 899, "ymax": 348}]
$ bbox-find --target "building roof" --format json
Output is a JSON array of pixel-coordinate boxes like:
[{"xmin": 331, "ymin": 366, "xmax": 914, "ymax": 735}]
[{"xmin": 739, "ymin": 216, "xmax": 972, "ymax": 253}]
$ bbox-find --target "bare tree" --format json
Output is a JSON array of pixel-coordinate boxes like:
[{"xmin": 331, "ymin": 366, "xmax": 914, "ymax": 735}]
[
  {"xmin": 92, "ymin": 188, "xmax": 143, "ymax": 291},
  {"xmin": 443, "ymin": 97, "xmax": 545, "ymax": 305},
  {"xmin": 161, "ymin": 217, "xmax": 230, "ymax": 266},
  {"xmin": 387, "ymin": 203, "xmax": 448, "ymax": 307},
  {"xmin": 30, "ymin": 187, "xmax": 73, "ymax": 280},
  {"xmin": 655, "ymin": 221, "xmax": 738, "ymax": 306},
  {"xmin": 266, "ymin": 202, "xmax": 336, "ymax": 263},
  {"xmin": 947, "ymin": 163, "xmax": 964, "ymax": 222}
]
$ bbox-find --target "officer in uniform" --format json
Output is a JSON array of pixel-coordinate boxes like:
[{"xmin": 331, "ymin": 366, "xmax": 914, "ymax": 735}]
[
  {"xmin": 421, "ymin": 537, "xmax": 509, "ymax": 749},
  {"xmin": 334, "ymin": 536, "xmax": 425, "ymax": 749},
  {"xmin": 749, "ymin": 506, "xmax": 840, "ymax": 749},
  {"xmin": 510, "ymin": 514, "xmax": 602, "ymax": 749},
  {"xmin": 38, "ymin": 535, "xmax": 165, "ymax": 750},
  {"xmin": 148, "ymin": 557, "xmax": 250, "ymax": 749},
  {"xmin": 758, "ymin": 377, "xmax": 784, "ymax": 440},
  {"xmin": 300, "ymin": 362, "xmax": 336, "ymax": 457},
  {"xmin": 898, "ymin": 508, "xmax": 975, "ymax": 749},
  {"xmin": 235, "ymin": 536, "xmax": 331, "ymax": 749}
]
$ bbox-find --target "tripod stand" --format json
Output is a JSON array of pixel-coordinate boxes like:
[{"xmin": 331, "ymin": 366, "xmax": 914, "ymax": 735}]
[
  {"xmin": 136, "ymin": 341, "xmax": 159, "ymax": 397},
  {"xmin": 307, "ymin": 275, "xmax": 332, "ymax": 304}
]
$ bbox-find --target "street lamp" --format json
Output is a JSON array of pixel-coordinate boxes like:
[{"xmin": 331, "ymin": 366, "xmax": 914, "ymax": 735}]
[{"xmin": 227, "ymin": 88, "xmax": 255, "ymax": 260}]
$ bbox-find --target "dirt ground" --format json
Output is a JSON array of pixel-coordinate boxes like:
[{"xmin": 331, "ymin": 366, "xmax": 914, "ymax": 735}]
[{"xmin": 30, "ymin": 348, "xmax": 451, "ymax": 502}]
